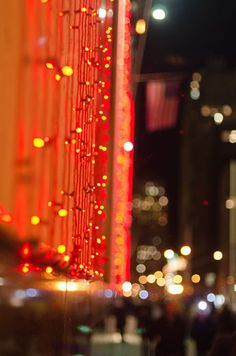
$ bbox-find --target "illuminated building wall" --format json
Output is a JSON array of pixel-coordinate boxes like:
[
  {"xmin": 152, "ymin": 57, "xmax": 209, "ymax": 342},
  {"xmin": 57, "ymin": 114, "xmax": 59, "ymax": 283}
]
[
  {"xmin": 0, "ymin": 0, "xmax": 133, "ymax": 285},
  {"xmin": 109, "ymin": 0, "xmax": 134, "ymax": 290}
]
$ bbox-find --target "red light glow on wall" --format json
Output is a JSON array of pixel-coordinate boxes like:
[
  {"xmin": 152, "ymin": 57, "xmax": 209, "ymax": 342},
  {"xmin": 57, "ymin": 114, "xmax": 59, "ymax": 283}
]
[
  {"xmin": 12, "ymin": 0, "xmax": 114, "ymax": 279},
  {"xmin": 109, "ymin": 0, "xmax": 134, "ymax": 291}
]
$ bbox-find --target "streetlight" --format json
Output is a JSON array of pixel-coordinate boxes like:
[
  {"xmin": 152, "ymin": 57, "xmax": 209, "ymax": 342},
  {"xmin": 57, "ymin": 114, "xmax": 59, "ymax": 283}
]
[{"xmin": 152, "ymin": 7, "xmax": 167, "ymax": 21}]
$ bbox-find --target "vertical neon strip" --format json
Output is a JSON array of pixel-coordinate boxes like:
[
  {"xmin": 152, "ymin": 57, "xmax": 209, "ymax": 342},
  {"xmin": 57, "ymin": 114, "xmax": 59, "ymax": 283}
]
[{"xmin": 110, "ymin": 0, "xmax": 134, "ymax": 291}]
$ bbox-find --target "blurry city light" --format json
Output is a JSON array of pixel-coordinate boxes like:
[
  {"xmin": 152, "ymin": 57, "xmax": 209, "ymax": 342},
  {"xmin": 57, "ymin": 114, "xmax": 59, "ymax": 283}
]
[
  {"xmin": 213, "ymin": 251, "xmax": 223, "ymax": 260},
  {"xmin": 61, "ymin": 65, "xmax": 73, "ymax": 76},
  {"xmin": 57, "ymin": 244, "xmax": 66, "ymax": 254},
  {"xmin": 98, "ymin": 7, "xmax": 107, "ymax": 19},
  {"xmin": 180, "ymin": 245, "xmax": 191, "ymax": 256},
  {"xmin": 0, "ymin": 277, "xmax": 5, "ymax": 286},
  {"xmin": 214, "ymin": 112, "xmax": 224, "ymax": 125},
  {"xmin": 227, "ymin": 276, "xmax": 235, "ymax": 285},
  {"xmin": 104, "ymin": 289, "xmax": 113, "ymax": 298},
  {"xmin": 147, "ymin": 274, "xmax": 156, "ymax": 284},
  {"xmin": 132, "ymin": 197, "xmax": 141, "ymax": 209},
  {"xmin": 26, "ymin": 288, "xmax": 38, "ymax": 298},
  {"xmin": 10, "ymin": 297, "xmax": 24, "ymax": 307},
  {"xmin": 122, "ymin": 281, "xmax": 132, "ymax": 293},
  {"xmin": 198, "ymin": 300, "xmax": 207, "ymax": 311},
  {"xmin": 156, "ymin": 278, "xmax": 165, "ymax": 287},
  {"xmin": 58, "ymin": 208, "xmax": 68, "ymax": 217},
  {"xmin": 57, "ymin": 281, "xmax": 77, "ymax": 292},
  {"xmin": 123, "ymin": 141, "xmax": 133, "ymax": 152},
  {"xmin": 138, "ymin": 275, "xmax": 147, "ymax": 284},
  {"xmin": 123, "ymin": 290, "xmax": 132, "ymax": 298},
  {"xmin": 139, "ymin": 290, "xmax": 149, "ymax": 300},
  {"xmin": 145, "ymin": 182, "xmax": 159, "ymax": 196},
  {"xmin": 78, "ymin": 325, "xmax": 92, "ymax": 334},
  {"xmin": 190, "ymin": 88, "xmax": 200, "ymax": 100},
  {"xmin": 173, "ymin": 274, "xmax": 183, "ymax": 284},
  {"xmin": 153, "ymin": 203, "xmax": 161, "ymax": 212},
  {"xmin": 201, "ymin": 105, "xmax": 211, "ymax": 117},
  {"xmin": 46, "ymin": 62, "xmax": 54, "ymax": 69},
  {"xmin": 164, "ymin": 249, "xmax": 174, "ymax": 259},
  {"xmin": 229, "ymin": 130, "xmax": 236, "ymax": 143},
  {"xmin": 152, "ymin": 7, "xmax": 166, "ymax": 21},
  {"xmin": 135, "ymin": 19, "xmax": 146, "ymax": 34},
  {"xmin": 159, "ymin": 196, "xmax": 168, "ymax": 206},
  {"xmin": 20, "ymin": 243, "xmax": 31, "ymax": 259},
  {"xmin": 146, "ymin": 196, "xmax": 155, "ymax": 204},
  {"xmin": 207, "ymin": 293, "xmax": 216, "ymax": 302},
  {"xmin": 132, "ymin": 283, "xmax": 141, "ymax": 294},
  {"xmin": 165, "ymin": 274, "xmax": 173, "ymax": 287},
  {"xmin": 55, "ymin": 74, "xmax": 61, "ymax": 81},
  {"xmin": 152, "ymin": 236, "xmax": 162, "ymax": 245},
  {"xmin": 63, "ymin": 255, "xmax": 70, "ymax": 262},
  {"xmin": 153, "ymin": 251, "xmax": 161, "ymax": 261},
  {"xmin": 190, "ymin": 81, "xmax": 200, "ymax": 89},
  {"xmin": 46, "ymin": 266, "xmax": 53, "ymax": 274},
  {"xmin": 167, "ymin": 284, "xmax": 184, "ymax": 295},
  {"xmin": 158, "ymin": 186, "xmax": 165, "ymax": 196},
  {"xmin": 214, "ymin": 295, "xmax": 225, "ymax": 308},
  {"xmin": 226, "ymin": 199, "xmax": 235, "ymax": 209},
  {"xmin": 137, "ymin": 245, "xmax": 158, "ymax": 261},
  {"xmin": 0, "ymin": 213, "xmax": 13, "ymax": 224},
  {"xmin": 192, "ymin": 72, "xmax": 202, "ymax": 81},
  {"xmin": 205, "ymin": 272, "xmax": 216, "ymax": 287},
  {"xmin": 163, "ymin": 256, "xmax": 187, "ymax": 274},
  {"xmin": 15, "ymin": 289, "xmax": 26, "ymax": 299},
  {"xmin": 222, "ymin": 105, "xmax": 232, "ymax": 116},
  {"xmin": 33, "ymin": 137, "xmax": 45, "ymax": 148},
  {"xmin": 191, "ymin": 274, "xmax": 201, "ymax": 283},
  {"xmin": 158, "ymin": 215, "xmax": 168, "ymax": 226},
  {"xmin": 154, "ymin": 271, "xmax": 163, "ymax": 279},
  {"xmin": 31, "ymin": 215, "xmax": 40, "ymax": 225},
  {"xmin": 136, "ymin": 264, "xmax": 146, "ymax": 273}
]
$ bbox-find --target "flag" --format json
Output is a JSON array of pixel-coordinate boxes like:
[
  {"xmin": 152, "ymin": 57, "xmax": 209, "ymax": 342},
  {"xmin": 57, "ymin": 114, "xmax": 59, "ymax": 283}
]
[{"xmin": 146, "ymin": 79, "xmax": 180, "ymax": 131}]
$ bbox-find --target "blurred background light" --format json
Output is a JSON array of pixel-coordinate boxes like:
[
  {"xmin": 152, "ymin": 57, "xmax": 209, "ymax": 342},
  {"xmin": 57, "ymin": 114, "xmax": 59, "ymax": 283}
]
[
  {"xmin": 135, "ymin": 19, "xmax": 146, "ymax": 34},
  {"xmin": 164, "ymin": 249, "xmax": 174, "ymax": 259},
  {"xmin": 214, "ymin": 112, "xmax": 224, "ymax": 124},
  {"xmin": 139, "ymin": 290, "xmax": 149, "ymax": 300},
  {"xmin": 198, "ymin": 300, "xmax": 208, "ymax": 311},
  {"xmin": 180, "ymin": 245, "xmax": 191, "ymax": 256},
  {"xmin": 213, "ymin": 250, "xmax": 223, "ymax": 260},
  {"xmin": 152, "ymin": 7, "xmax": 166, "ymax": 21}
]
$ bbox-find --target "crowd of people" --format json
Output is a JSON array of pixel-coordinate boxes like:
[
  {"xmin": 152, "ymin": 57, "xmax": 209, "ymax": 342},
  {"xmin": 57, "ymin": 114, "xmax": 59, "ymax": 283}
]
[{"xmin": 106, "ymin": 297, "xmax": 236, "ymax": 356}]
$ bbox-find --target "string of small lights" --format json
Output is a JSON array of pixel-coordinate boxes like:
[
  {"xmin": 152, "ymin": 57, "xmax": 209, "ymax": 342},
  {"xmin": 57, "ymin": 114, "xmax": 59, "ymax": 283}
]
[{"xmin": 13, "ymin": 0, "xmax": 114, "ymax": 279}]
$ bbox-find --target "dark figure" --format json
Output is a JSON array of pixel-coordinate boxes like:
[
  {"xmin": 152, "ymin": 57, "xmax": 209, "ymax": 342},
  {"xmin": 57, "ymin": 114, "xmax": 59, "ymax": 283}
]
[
  {"xmin": 209, "ymin": 331, "xmax": 236, "ymax": 356},
  {"xmin": 154, "ymin": 302, "xmax": 186, "ymax": 356},
  {"xmin": 190, "ymin": 309, "xmax": 216, "ymax": 356},
  {"xmin": 216, "ymin": 304, "xmax": 236, "ymax": 335}
]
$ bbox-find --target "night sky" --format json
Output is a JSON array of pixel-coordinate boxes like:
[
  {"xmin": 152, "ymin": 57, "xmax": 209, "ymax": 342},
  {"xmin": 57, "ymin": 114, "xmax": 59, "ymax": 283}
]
[{"xmin": 143, "ymin": 0, "xmax": 236, "ymax": 73}]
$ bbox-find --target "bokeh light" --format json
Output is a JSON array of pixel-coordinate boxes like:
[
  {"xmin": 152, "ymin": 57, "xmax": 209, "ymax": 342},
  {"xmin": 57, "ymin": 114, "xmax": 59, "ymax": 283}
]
[
  {"xmin": 180, "ymin": 245, "xmax": 191, "ymax": 256},
  {"xmin": 213, "ymin": 251, "xmax": 223, "ymax": 260},
  {"xmin": 164, "ymin": 249, "xmax": 174, "ymax": 259},
  {"xmin": 135, "ymin": 19, "xmax": 146, "ymax": 34},
  {"xmin": 214, "ymin": 112, "xmax": 224, "ymax": 124},
  {"xmin": 147, "ymin": 274, "xmax": 156, "ymax": 283},
  {"xmin": 152, "ymin": 8, "xmax": 166, "ymax": 20},
  {"xmin": 191, "ymin": 274, "xmax": 201, "ymax": 283},
  {"xmin": 156, "ymin": 277, "xmax": 165, "ymax": 287},
  {"xmin": 139, "ymin": 290, "xmax": 149, "ymax": 300}
]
